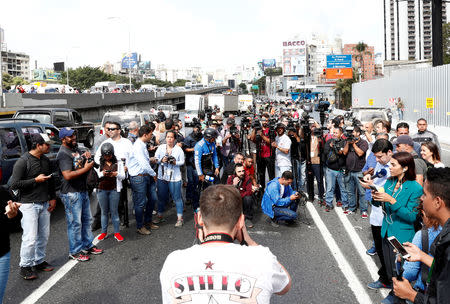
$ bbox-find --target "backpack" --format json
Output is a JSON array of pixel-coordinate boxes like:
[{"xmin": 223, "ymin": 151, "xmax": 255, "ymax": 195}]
[
  {"xmin": 7, "ymin": 153, "xmax": 32, "ymax": 201},
  {"xmin": 86, "ymin": 168, "xmax": 99, "ymax": 191}
]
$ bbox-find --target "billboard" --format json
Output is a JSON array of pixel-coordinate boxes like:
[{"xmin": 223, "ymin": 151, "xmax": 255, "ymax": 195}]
[
  {"xmin": 138, "ymin": 61, "xmax": 151, "ymax": 70},
  {"xmin": 282, "ymin": 40, "xmax": 307, "ymax": 76},
  {"xmin": 32, "ymin": 69, "xmax": 62, "ymax": 81},
  {"xmin": 326, "ymin": 68, "xmax": 353, "ymax": 79},
  {"xmin": 121, "ymin": 52, "xmax": 138, "ymax": 69},
  {"xmin": 262, "ymin": 59, "xmax": 276, "ymax": 68},
  {"xmin": 326, "ymin": 55, "xmax": 352, "ymax": 69},
  {"xmin": 53, "ymin": 62, "xmax": 65, "ymax": 72}
]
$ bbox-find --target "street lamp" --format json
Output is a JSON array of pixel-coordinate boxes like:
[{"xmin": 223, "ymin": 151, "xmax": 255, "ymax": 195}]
[
  {"xmin": 66, "ymin": 46, "xmax": 79, "ymax": 89},
  {"xmin": 107, "ymin": 17, "xmax": 132, "ymax": 93}
]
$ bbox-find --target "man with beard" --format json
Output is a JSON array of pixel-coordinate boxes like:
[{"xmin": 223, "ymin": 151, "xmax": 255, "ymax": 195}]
[
  {"xmin": 57, "ymin": 128, "xmax": 103, "ymax": 262},
  {"xmin": 227, "ymin": 163, "xmax": 255, "ymax": 228}
]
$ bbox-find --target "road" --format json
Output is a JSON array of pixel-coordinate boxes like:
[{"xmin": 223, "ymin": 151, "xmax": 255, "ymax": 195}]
[{"xmin": 3, "ymin": 110, "xmax": 449, "ymax": 304}]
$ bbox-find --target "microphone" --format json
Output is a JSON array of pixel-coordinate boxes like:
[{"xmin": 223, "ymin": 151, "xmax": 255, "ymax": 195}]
[{"xmin": 371, "ymin": 169, "xmax": 387, "ymax": 180}]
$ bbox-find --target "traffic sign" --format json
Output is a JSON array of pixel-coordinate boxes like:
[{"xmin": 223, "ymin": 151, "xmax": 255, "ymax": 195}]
[
  {"xmin": 426, "ymin": 98, "xmax": 434, "ymax": 109},
  {"xmin": 326, "ymin": 55, "xmax": 352, "ymax": 69},
  {"xmin": 368, "ymin": 99, "xmax": 374, "ymax": 106}
]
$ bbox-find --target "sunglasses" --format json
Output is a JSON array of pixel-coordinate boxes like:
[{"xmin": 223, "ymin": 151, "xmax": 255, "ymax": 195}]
[{"xmin": 107, "ymin": 128, "xmax": 119, "ymax": 131}]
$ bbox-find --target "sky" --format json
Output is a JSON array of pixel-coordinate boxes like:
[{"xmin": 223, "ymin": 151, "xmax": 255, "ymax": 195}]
[{"xmin": 0, "ymin": 0, "xmax": 384, "ymax": 71}]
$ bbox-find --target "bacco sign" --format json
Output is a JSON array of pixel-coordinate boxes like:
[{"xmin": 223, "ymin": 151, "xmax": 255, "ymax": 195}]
[{"xmin": 282, "ymin": 41, "xmax": 306, "ymax": 48}]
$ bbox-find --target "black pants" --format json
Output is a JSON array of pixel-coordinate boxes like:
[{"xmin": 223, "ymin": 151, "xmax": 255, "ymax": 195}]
[
  {"xmin": 372, "ymin": 224, "xmax": 389, "ymax": 285},
  {"xmin": 243, "ymin": 196, "xmax": 254, "ymax": 220},
  {"xmin": 311, "ymin": 164, "xmax": 325, "ymax": 198},
  {"xmin": 257, "ymin": 157, "xmax": 275, "ymax": 189}
]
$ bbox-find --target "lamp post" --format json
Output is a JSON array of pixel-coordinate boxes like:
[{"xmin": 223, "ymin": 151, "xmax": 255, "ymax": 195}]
[
  {"xmin": 107, "ymin": 17, "xmax": 132, "ymax": 93},
  {"xmin": 66, "ymin": 46, "xmax": 79, "ymax": 90}
]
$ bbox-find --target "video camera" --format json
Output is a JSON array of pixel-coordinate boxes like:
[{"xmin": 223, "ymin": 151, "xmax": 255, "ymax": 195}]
[
  {"xmin": 240, "ymin": 116, "xmax": 251, "ymax": 130},
  {"xmin": 252, "ymin": 119, "xmax": 262, "ymax": 131}
]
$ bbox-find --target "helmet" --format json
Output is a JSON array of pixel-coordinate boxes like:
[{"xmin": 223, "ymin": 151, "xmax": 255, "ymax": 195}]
[
  {"xmin": 204, "ymin": 128, "xmax": 218, "ymax": 140},
  {"xmin": 101, "ymin": 142, "xmax": 115, "ymax": 156}
]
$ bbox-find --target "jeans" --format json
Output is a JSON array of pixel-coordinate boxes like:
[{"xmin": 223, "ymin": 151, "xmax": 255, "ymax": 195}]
[
  {"xmin": 275, "ymin": 165, "xmax": 292, "ymax": 178},
  {"xmin": 130, "ymin": 175, "xmax": 156, "ymax": 229},
  {"xmin": 157, "ymin": 179, "xmax": 184, "ymax": 216},
  {"xmin": 0, "ymin": 252, "xmax": 10, "ymax": 303},
  {"xmin": 398, "ymin": 109, "xmax": 403, "ymax": 120},
  {"xmin": 60, "ymin": 192, "xmax": 94, "ymax": 255},
  {"xmin": 344, "ymin": 171, "xmax": 368, "ymax": 212},
  {"xmin": 293, "ymin": 159, "xmax": 306, "ymax": 191},
  {"xmin": 311, "ymin": 164, "xmax": 325, "ymax": 198},
  {"xmin": 19, "ymin": 202, "xmax": 50, "ymax": 267},
  {"xmin": 243, "ymin": 196, "xmax": 254, "ymax": 220},
  {"xmin": 325, "ymin": 168, "xmax": 348, "ymax": 207},
  {"xmin": 96, "ymin": 189, "xmax": 121, "ymax": 233},
  {"xmin": 186, "ymin": 165, "xmax": 200, "ymax": 211},
  {"xmin": 273, "ymin": 200, "xmax": 298, "ymax": 221}
]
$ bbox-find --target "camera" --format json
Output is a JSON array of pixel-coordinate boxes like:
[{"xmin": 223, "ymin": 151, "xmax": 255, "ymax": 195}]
[
  {"xmin": 81, "ymin": 155, "xmax": 94, "ymax": 163},
  {"xmin": 333, "ymin": 138, "xmax": 346, "ymax": 151},
  {"xmin": 166, "ymin": 155, "xmax": 177, "ymax": 165},
  {"xmin": 241, "ymin": 116, "xmax": 251, "ymax": 129},
  {"xmin": 229, "ymin": 125, "xmax": 239, "ymax": 137},
  {"xmin": 252, "ymin": 119, "xmax": 261, "ymax": 131}
]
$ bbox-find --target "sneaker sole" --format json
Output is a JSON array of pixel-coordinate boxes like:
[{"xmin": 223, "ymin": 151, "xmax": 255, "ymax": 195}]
[
  {"xmin": 366, "ymin": 252, "xmax": 377, "ymax": 256},
  {"xmin": 114, "ymin": 237, "xmax": 124, "ymax": 242},
  {"xmin": 69, "ymin": 256, "xmax": 90, "ymax": 262},
  {"xmin": 22, "ymin": 275, "xmax": 38, "ymax": 280},
  {"xmin": 367, "ymin": 284, "xmax": 391, "ymax": 290}
]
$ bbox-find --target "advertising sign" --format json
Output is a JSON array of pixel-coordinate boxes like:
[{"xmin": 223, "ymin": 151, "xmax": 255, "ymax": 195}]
[
  {"xmin": 262, "ymin": 59, "xmax": 276, "ymax": 68},
  {"xmin": 121, "ymin": 52, "xmax": 138, "ymax": 69},
  {"xmin": 138, "ymin": 61, "xmax": 151, "ymax": 70},
  {"xmin": 326, "ymin": 55, "xmax": 352, "ymax": 69},
  {"xmin": 369, "ymin": 99, "xmax": 374, "ymax": 106},
  {"xmin": 326, "ymin": 68, "xmax": 352, "ymax": 79},
  {"xmin": 282, "ymin": 40, "xmax": 307, "ymax": 76},
  {"xmin": 426, "ymin": 98, "xmax": 434, "ymax": 109},
  {"xmin": 32, "ymin": 69, "xmax": 61, "ymax": 81}
]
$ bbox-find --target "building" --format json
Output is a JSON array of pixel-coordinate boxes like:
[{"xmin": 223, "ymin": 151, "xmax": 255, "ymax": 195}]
[
  {"xmin": 1, "ymin": 50, "xmax": 30, "ymax": 81},
  {"xmin": 384, "ymin": 0, "xmax": 450, "ymax": 61},
  {"xmin": 307, "ymin": 33, "xmax": 343, "ymax": 83},
  {"xmin": 343, "ymin": 44, "xmax": 375, "ymax": 81}
]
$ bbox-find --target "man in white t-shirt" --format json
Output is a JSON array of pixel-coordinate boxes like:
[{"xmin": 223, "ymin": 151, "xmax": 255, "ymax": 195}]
[
  {"xmin": 272, "ymin": 123, "xmax": 292, "ymax": 178},
  {"xmin": 160, "ymin": 185, "xmax": 291, "ymax": 303}
]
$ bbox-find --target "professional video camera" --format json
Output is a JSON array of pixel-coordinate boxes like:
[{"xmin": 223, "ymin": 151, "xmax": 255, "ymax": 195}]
[
  {"xmin": 252, "ymin": 119, "xmax": 262, "ymax": 131},
  {"xmin": 344, "ymin": 127, "xmax": 357, "ymax": 142},
  {"xmin": 229, "ymin": 125, "xmax": 239, "ymax": 136},
  {"xmin": 268, "ymin": 118, "xmax": 278, "ymax": 139},
  {"xmin": 240, "ymin": 116, "xmax": 251, "ymax": 129}
]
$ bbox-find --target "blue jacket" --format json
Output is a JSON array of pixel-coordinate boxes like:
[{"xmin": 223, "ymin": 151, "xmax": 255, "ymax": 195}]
[
  {"xmin": 381, "ymin": 178, "xmax": 423, "ymax": 244},
  {"xmin": 261, "ymin": 178, "xmax": 295, "ymax": 218},
  {"xmin": 194, "ymin": 138, "xmax": 219, "ymax": 176}
]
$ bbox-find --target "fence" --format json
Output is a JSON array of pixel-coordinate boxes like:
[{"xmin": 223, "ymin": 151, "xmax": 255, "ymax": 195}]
[{"xmin": 352, "ymin": 64, "xmax": 450, "ymax": 127}]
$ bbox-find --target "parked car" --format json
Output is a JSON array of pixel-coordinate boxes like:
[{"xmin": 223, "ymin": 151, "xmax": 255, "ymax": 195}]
[
  {"xmin": 157, "ymin": 105, "xmax": 179, "ymax": 119},
  {"xmin": 184, "ymin": 110, "xmax": 199, "ymax": 126},
  {"xmin": 13, "ymin": 108, "xmax": 95, "ymax": 148},
  {"xmin": 348, "ymin": 107, "xmax": 390, "ymax": 126},
  {"xmin": 100, "ymin": 111, "xmax": 157, "ymax": 136}
]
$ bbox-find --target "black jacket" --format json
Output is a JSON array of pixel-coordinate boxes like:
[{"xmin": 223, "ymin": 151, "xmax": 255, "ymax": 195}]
[
  {"xmin": 414, "ymin": 218, "xmax": 450, "ymax": 304},
  {"xmin": 323, "ymin": 139, "xmax": 346, "ymax": 171}
]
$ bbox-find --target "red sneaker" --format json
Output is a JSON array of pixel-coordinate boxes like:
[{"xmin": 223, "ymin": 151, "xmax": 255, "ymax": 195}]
[
  {"xmin": 82, "ymin": 246, "xmax": 104, "ymax": 255},
  {"xmin": 114, "ymin": 233, "xmax": 124, "ymax": 242},
  {"xmin": 97, "ymin": 233, "xmax": 107, "ymax": 241},
  {"xmin": 336, "ymin": 201, "xmax": 343, "ymax": 207}
]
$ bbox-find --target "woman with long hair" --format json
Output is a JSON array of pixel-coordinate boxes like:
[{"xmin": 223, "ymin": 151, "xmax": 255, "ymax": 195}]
[
  {"xmin": 420, "ymin": 141, "xmax": 444, "ymax": 168},
  {"xmin": 369, "ymin": 152, "xmax": 423, "ymax": 303},
  {"xmin": 95, "ymin": 143, "xmax": 125, "ymax": 242}
]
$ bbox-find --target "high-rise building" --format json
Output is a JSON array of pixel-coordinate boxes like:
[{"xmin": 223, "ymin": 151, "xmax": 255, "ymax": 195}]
[
  {"xmin": 384, "ymin": 0, "xmax": 449, "ymax": 61},
  {"xmin": 343, "ymin": 44, "xmax": 375, "ymax": 80},
  {"xmin": 1, "ymin": 50, "xmax": 30, "ymax": 81}
]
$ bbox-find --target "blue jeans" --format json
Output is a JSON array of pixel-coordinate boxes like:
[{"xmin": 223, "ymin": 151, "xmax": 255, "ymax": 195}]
[
  {"xmin": 273, "ymin": 200, "xmax": 298, "ymax": 221},
  {"xmin": 157, "ymin": 179, "xmax": 184, "ymax": 216},
  {"xmin": 344, "ymin": 171, "xmax": 368, "ymax": 212},
  {"xmin": 398, "ymin": 109, "xmax": 403, "ymax": 120},
  {"xmin": 275, "ymin": 165, "xmax": 292, "ymax": 178},
  {"xmin": 18, "ymin": 202, "xmax": 50, "ymax": 267},
  {"xmin": 60, "ymin": 192, "xmax": 94, "ymax": 255},
  {"xmin": 96, "ymin": 189, "xmax": 121, "ymax": 233},
  {"xmin": 0, "ymin": 252, "xmax": 10, "ymax": 303},
  {"xmin": 130, "ymin": 175, "xmax": 156, "ymax": 229},
  {"xmin": 186, "ymin": 165, "xmax": 200, "ymax": 211},
  {"xmin": 325, "ymin": 168, "xmax": 348, "ymax": 207}
]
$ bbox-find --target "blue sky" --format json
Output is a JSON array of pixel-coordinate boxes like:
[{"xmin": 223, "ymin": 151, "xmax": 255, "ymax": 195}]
[{"xmin": 1, "ymin": 0, "xmax": 383, "ymax": 70}]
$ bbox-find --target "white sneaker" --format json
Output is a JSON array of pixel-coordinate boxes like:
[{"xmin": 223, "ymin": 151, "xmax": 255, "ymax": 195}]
[{"xmin": 175, "ymin": 219, "xmax": 183, "ymax": 228}]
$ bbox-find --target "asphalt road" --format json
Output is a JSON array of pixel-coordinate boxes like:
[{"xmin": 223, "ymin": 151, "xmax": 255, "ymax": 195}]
[{"xmin": 3, "ymin": 110, "xmax": 449, "ymax": 304}]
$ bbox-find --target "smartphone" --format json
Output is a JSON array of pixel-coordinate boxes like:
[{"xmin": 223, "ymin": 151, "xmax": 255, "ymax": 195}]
[
  {"xmin": 105, "ymin": 170, "xmax": 112, "ymax": 173},
  {"xmin": 46, "ymin": 173, "xmax": 53, "ymax": 178},
  {"xmin": 387, "ymin": 236, "xmax": 411, "ymax": 259},
  {"xmin": 369, "ymin": 185, "xmax": 378, "ymax": 192}
]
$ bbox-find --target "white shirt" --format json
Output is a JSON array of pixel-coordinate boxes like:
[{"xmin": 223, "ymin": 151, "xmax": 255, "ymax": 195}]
[
  {"xmin": 160, "ymin": 243, "xmax": 290, "ymax": 304},
  {"xmin": 154, "ymin": 144, "xmax": 185, "ymax": 182},
  {"xmin": 94, "ymin": 137, "xmax": 133, "ymax": 166},
  {"xmin": 370, "ymin": 161, "xmax": 391, "ymax": 226},
  {"xmin": 275, "ymin": 134, "xmax": 291, "ymax": 167}
]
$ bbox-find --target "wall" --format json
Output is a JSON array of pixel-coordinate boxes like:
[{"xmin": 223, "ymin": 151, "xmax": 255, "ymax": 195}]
[{"xmin": 352, "ymin": 64, "xmax": 450, "ymax": 127}]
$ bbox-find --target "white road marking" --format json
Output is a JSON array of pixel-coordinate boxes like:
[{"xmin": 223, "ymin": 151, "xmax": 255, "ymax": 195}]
[
  {"xmin": 20, "ymin": 238, "xmax": 101, "ymax": 304},
  {"xmin": 334, "ymin": 208, "xmax": 389, "ymax": 298},
  {"xmin": 306, "ymin": 202, "xmax": 373, "ymax": 304}
]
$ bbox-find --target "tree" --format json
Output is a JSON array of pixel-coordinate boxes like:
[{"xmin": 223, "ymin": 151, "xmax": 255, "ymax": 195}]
[
  {"xmin": 334, "ymin": 68, "xmax": 357, "ymax": 109},
  {"xmin": 173, "ymin": 79, "xmax": 188, "ymax": 87},
  {"xmin": 2, "ymin": 73, "xmax": 28, "ymax": 90},
  {"xmin": 60, "ymin": 66, "xmax": 111, "ymax": 89},
  {"xmin": 353, "ymin": 42, "xmax": 372, "ymax": 81},
  {"xmin": 142, "ymin": 78, "xmax": 172, "ymax": 88},
  {"xmin": 254, "ymin": 76, "xmax": 266, "ymax": 95},
  {"xmin": 444, "ymin": 22, "xmax": 450, "ymax": 65}
]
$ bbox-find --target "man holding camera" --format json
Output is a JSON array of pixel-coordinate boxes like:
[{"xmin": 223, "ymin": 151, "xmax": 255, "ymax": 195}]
[
  {"xmin": 221, "ymin": 118, "xmax": 241, "ymax": 168},
  {"xmin": 194, "ymin": 128, "xmax": 220, "ymax": 187},
  {"xmin": 342, "ymin": 126, "xmax": 369, "ymax": 217},
  {"xmin": 262, "ymin": 171, "xmax": 300, "ymax": 227},
  {"xmin": 57, "ymin": 128, "xmax": 103, "ymax": 262},
  {"xmin": 160, "ymin": 185, "xmax": 291, "ymax": 303},
  {"xmin": 272, "ymin": 123, "xmax": 292, "ymax": 178},
  {"xmin": 183, "ymin": 123, "xmax": 203, "ymax": 212},
  {"xmin": 323, "ymin": 127, "xmax": 348, "ymax": 212},
  {"xmin": 227, "ymin": 163, "xmax": 255, "ymax": 228}
]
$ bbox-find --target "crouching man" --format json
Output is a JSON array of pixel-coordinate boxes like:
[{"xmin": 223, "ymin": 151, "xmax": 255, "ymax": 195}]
[{"xmin": 160, "ymin": 184, "xmax": 291, "ymax": 303}]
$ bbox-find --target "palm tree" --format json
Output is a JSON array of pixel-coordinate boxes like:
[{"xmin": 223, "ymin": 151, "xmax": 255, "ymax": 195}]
[
  {"xmin": 353, "ymin": 42, "xmax": 372, "ymax": 81},
  {"xmin": 334, "ymin": 68, "xmax": 358, "ymax": 109}
]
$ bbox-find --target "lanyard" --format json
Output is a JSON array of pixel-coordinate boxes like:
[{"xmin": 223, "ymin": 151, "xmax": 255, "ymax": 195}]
[{"xmin": 201, "ymin": 233, "xmax": 234, "ymax": 244}]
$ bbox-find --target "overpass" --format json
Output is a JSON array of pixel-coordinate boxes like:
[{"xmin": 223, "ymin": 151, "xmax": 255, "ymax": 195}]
[{"xmin": 0, "ymin": 86, "xmax": 228, "ymax": 122}]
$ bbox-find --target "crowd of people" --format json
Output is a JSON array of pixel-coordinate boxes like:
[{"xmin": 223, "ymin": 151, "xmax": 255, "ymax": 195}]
[{"xmin": 1, "ymin": 102, "xmax": 450, "ymax": 304}]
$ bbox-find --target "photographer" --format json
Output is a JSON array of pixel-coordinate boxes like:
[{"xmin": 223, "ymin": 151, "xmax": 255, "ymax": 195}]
[
  {"xmin": 183, "ymin": 124, "xmax": 203, "ymax": 212},
  {"xmin": 221, "ymin": 152, "xmax": 244, "ymax": 184},
  {"xmin": 194, "ymin": 128, "xmax": 220, "ymax": 187},
  {"xmin": 250, "ymin": 116, "xmax": 275, "ymax": 191},
  {"xmin": 221, "ymin": 118, "xmax": 241, "ymax": 167},
  {"xmin": 227, "ymin": 163, "xmax": 255, "ymax": 228},
  {"xmin": 288, "ymin": 122, "xmax": 305, "ymax": 192},
  {"xmin": 154, "ymin": 131, "xmax": 185, "ymax": 228},
  {"xmin": 342, "ymin": 126, "xmax": 369, "ymax": 217},
  {"xmin": 160, "ymin": 185, "xmax": 291, "ymax": 303},
  {"xmin": 323, "ymin": 127, "xmax": 348, "ymax": 212},
  {"xmin": 272, "ymin": 123, "xmax": 292, "ymax": 178}
]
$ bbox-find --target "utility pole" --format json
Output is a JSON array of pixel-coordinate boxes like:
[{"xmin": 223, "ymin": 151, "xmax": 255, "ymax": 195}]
[{"xmin": 432, "ymin": 0, "xmax": 443, "ymax": 66}]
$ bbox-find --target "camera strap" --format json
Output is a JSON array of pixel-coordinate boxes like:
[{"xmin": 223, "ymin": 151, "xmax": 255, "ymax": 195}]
[{"xmin": 201, "ymin": 233, "xmax": 234, "ymax": 244}]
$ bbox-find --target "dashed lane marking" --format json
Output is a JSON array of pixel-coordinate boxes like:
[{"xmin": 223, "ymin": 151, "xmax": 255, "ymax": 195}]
[{"xmin": 306, "ymin": 202, "xmax": 373, "ymax": 304}]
